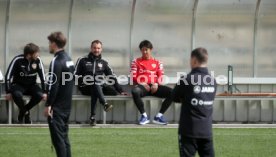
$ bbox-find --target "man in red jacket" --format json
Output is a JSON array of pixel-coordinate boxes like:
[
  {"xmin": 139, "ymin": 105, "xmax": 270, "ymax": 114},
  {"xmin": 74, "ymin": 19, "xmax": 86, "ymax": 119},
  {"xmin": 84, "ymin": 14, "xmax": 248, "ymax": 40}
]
[{"xmin": 130, "ymin": 40, "xmax": 173, "ymax": 125}]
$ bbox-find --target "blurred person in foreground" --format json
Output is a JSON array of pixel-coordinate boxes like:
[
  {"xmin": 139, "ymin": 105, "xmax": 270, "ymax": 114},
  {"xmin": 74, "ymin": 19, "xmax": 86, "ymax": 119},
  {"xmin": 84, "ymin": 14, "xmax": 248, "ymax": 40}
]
[
  {"xmin": 172, "ymin": 47, "xmax": 217, "ymax": 157},
  {"xmin": 44, "ymin": 32, "xmax": 74, "ymax": 157}
]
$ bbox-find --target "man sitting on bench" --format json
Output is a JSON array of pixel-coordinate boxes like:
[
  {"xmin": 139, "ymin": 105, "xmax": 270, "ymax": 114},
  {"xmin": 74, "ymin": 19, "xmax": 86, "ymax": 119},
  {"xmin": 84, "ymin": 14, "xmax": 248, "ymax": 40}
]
[
  {"xmin": 74, "ymin": 40, "xmax": 127, "ymax": 126},
  {"xmin": 130, "ymin": 40, "xmax": 173, "ymax": 125},
  {"xmin": 5, "ymin": 43, "xmax": 47, "ymax": 124}
]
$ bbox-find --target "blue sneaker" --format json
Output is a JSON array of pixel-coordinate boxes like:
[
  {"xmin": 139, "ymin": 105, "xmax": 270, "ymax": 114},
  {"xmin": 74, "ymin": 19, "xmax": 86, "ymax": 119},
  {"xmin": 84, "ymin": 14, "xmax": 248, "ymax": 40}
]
[
  {"xmin": 139, "ymin": 115, "xmax": 150, "ymax": 125},
  {"xmin": 153, "ymin": 116, "xmax": 167, "ymax": 125}
]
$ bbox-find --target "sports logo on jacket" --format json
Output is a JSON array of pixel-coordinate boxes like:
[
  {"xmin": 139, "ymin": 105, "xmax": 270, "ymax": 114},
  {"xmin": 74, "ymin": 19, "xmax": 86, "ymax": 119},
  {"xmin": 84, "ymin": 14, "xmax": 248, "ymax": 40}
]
[
  {"xmin": 66, "ymin": 61, "xmax": 74, "ymax": 68},
  {"xmin": 151, "ymin": 64, "xmax": 156, "ymax": 68},
  {"xmin": 193, "ymin": 86, "xmax": 201, "ymax": 94},
  {"xmin": 32, "ymin": 63, "xmax": 37, "ymax": 69},
  {"xmin": 98, "ymin": 63, "xmax": 103, "ymax": 68}
]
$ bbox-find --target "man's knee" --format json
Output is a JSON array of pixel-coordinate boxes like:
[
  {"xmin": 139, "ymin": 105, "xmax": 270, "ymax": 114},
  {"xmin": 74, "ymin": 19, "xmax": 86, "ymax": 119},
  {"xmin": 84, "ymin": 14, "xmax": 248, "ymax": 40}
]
[
  {"xmin": 11, "ymin": 90, "xmax": 23, "ymax": 99},
  {"xmin": 32, "ymin": 92, "xmax": 43, "ymax": 100},
  {"xmin": 102, "ymin": 86, "xmax": 117, "ymax": 96},
  {"xmin": 160, "ymin": 85, "xmax": 173, "ymax": 93},
  {"xmin": 79, "ymin": 86, "xmax": 91, "ymax": 95},
  {"xmin": 131, "ymin": 87, "xmax": 141, "ymax": 96},
  {"xmin": 92, "ymin": 84, "xmax": 103, "ymax": 92}
]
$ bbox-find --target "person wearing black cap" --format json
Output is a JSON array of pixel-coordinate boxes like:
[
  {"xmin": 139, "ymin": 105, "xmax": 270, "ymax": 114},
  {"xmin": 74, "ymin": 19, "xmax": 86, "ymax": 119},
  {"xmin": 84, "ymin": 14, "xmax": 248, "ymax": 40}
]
[{"xmin": 172, "ymin": 47, "xmax": 217, "ymax": 157}]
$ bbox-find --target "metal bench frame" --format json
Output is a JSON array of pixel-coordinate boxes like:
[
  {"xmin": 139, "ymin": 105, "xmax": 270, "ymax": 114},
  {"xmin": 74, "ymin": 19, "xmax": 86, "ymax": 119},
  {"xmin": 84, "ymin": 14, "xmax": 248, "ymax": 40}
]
[{"xmin": 2, "ymin": 95, "xmax": 276, "ymax": 124}]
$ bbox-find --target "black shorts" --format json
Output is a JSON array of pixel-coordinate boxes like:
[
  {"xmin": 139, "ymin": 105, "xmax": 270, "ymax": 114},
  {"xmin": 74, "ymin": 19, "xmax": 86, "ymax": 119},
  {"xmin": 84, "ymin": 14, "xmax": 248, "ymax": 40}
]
[{"xmin": 178, "ymin": 134, "xmax": 214, "ymax": 157}]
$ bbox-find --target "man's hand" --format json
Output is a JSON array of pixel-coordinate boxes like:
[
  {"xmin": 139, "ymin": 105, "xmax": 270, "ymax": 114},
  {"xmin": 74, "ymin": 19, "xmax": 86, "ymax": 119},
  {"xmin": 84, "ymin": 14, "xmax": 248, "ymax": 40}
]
[
  {"xmin": 5, "ymin": 93, "xmax": 12, "ymax": 101},
  {"xmin": 150, "ymin": 83, "xmax": 158, "ymax": 94},
  {"xmin": 140, "ymin": 83, "xmax": 150, "ymax": 92},
  {"xmin": 42, "ymin": 94, "xmax": 47, "ymax": 101},
  {"xmin": 44, "ymin": 106, "xmax": 53, "ymax": 118}
]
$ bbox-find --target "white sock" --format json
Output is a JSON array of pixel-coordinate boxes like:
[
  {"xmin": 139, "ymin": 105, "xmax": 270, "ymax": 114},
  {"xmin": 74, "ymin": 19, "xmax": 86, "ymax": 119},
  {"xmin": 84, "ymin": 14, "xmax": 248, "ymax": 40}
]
[
  {"xmin": 156, "ymin": 113, "xmax": 163, "ymax": 118},
  {"xmin": 142, "ymin": 112, "xmax": 147, "ymax": 117}
]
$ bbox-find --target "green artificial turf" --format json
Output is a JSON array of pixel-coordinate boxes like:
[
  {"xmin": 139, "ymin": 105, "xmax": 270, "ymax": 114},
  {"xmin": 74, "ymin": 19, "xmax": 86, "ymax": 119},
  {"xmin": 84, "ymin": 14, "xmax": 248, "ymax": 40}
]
[{"xmin": 0, "ymin": 127, "xmax": 275, "ymax": 157}]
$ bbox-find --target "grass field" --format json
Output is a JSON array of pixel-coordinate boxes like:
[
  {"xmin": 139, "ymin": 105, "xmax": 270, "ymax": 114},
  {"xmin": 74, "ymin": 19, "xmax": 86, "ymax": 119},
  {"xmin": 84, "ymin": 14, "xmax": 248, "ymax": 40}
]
[{"xmin": 0, "ymin": 127, "xmax": 276, "ymax": 157}]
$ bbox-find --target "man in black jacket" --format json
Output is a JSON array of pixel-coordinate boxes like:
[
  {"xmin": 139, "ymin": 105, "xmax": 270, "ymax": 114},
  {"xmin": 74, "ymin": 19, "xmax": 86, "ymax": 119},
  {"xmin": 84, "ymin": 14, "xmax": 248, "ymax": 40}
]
[
  {"xmin": 74, "ymin": 40, "xmax": 126, "ymax": 126},
  {"xmin": 172, "ymin": 47, "xmax": 217, "ymax": 157},
  {"xmin": 44, "ymin": 32, "xmax": 74, "ymax": 157},
  {"xmin": 5, "ymin": 43, "xmax": 47, "ymax": 124}
]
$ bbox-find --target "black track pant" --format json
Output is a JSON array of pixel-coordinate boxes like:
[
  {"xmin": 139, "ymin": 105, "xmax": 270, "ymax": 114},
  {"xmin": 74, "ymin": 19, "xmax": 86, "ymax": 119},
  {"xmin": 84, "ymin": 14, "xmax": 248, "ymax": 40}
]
[
  {"xmin": 178, "ymin": 134, "xmax": 214, "ymax": 157},
  {"xmin": 48, "ymin": 110, "xmax": 71, "ymax": 157},
  {"xmin": 10, "ymin": 84, "xmax": 43, "ymax": 111},
  {"xmin": 79, "ymin": 84, "xmax": 118, "ymax": 116},
  {"xmin": 131, "ymin": 84, "xmax": 173, "ymax": 114}
]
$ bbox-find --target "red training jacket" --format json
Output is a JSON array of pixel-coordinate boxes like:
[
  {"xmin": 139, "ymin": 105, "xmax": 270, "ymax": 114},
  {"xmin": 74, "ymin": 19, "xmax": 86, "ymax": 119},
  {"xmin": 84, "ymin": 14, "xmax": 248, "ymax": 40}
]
[{"xmin": 130, "ymin": 57, "xmax": 164, "ymax": 85}]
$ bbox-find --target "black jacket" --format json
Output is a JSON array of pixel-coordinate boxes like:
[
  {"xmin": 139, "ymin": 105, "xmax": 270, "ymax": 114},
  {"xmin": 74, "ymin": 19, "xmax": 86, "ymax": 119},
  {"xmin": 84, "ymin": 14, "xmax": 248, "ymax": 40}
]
[
  {"xmin": 172, "ymin": 67, "xmax": 217, "ymax": 138},
  {"xmin": 5, "ymin": 54, "xmax": 46, "ymax": 93},
  {"xmin": 46, "ymin": 50, "xmax": 75, "ymax": 112},
  {"xmin": 74, "ymin": 53, "xmax": 123, "ymax": 93}
]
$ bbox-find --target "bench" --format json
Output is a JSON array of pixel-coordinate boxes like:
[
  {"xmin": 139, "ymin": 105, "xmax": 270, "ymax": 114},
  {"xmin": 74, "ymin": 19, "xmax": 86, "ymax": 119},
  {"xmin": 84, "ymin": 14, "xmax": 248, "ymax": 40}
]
[
  {"xmin": 72, "ymin": 95, "xmax": 164, "ymax": 124},
  {"xmin": 1, "ymin": 94, "xmax": 163, "ymax": 124},
  {"xmin": 2, "ymin": 94, "xmax": 276, "ymax": 124}
]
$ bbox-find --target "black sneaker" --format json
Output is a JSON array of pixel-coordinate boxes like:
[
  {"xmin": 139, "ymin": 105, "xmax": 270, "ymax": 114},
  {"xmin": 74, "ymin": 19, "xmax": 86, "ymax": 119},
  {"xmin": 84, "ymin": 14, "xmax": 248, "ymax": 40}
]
[
  {"xmin": 18, "ymin": 108, "xmax": 26, "ymax": 124},
  {"xmin": 90, "ymin": 116, "xmax": 96, "ymax": 126},
  {"xmin": 103, "ymin": 103, "xmax": 113, "ymax": 112},
  {"xmin": 24, "ymin": 111, "xmax": 32, "ymax": 124}
]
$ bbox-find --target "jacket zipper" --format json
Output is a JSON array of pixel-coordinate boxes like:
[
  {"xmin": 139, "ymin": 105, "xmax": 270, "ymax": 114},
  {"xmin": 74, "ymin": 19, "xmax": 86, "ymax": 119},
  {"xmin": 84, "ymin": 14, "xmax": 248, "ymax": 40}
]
[
  {"xmin": 28, "ymin": 60, "xmax": 31, "ymax": 71},
  {"xmin": 93, "ymin": 60, "xmax": 96, "ymax": 76}
]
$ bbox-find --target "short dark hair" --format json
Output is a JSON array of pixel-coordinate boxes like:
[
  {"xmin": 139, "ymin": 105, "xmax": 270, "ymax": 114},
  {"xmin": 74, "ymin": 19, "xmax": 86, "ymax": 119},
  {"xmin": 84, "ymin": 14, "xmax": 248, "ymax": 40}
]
[
  {"xmin": 47, "ymin": 32, "xmax": 66, "ymax": 48},
  {"xmin": 24, "ymin": 43, "xmax": 39, "ymax": 56},
  {"xmin": 91, "ymin": 40, "xmax": 102, "ymax": 47},
  {"xmin": 191, "ymin": 47, "xmax": 208, "ymax": 64},
  {"xmin": 139, "ymin": 40, "xmax": 153, "ymax": 50}
]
